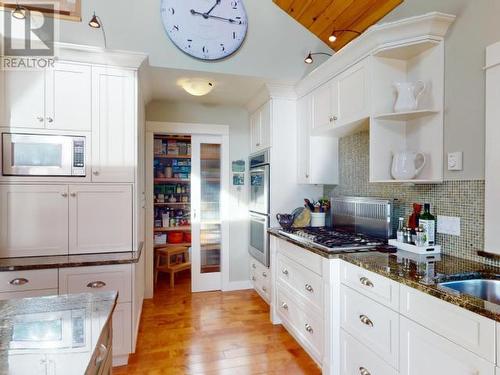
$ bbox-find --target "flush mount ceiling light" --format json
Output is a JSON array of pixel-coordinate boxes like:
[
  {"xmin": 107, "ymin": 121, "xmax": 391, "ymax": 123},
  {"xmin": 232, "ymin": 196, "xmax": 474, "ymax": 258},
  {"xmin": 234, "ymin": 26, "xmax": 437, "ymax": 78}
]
[
  {"xmin": 178, "ymin": 78, "xmax": 215, "ymax": 96},
  {"xmin": 88, "ymin": 11, "xmax": 107, "ymax": 48},
  {"xmin": 304, "ymin": 52, "xmax": 333, "ymax": 65},
  {"xmin": 328, "ymin": 29, "xmax": 361, "ymax": 43},
  {"xmin": 11, "ymin": 1, "xmax": 26, "ymax": 19}
]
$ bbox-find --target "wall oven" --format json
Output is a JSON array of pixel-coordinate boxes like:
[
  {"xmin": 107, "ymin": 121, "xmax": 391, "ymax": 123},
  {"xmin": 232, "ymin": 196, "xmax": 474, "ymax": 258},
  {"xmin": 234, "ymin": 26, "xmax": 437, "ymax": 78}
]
[
  {"xmin": 2, "ymin": 133, "xmax": 86, "ymax": 177},
  {"xmin": 249, "ymin": 150, "xmax": 270, "ymax": 267}
]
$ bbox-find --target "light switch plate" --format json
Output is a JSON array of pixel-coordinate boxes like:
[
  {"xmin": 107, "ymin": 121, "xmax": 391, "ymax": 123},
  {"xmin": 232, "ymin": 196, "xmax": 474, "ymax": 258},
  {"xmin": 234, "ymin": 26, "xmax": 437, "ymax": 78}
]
[
  {"xmin": 437, "ymin": 216, "xmax": 461, "ymax": 236},
  {"xmin": 447, "ymin": 152, "xmax": 463, "ymax": 171}
]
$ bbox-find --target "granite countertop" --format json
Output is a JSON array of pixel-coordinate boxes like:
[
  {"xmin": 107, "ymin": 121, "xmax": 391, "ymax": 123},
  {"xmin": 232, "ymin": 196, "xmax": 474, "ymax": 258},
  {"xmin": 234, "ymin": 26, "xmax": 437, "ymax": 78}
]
[
  {"xmin": 0, "ymin": 291, "xmax": 117, "ymax": 375},
  {"xmin": 0, "ymin": 243, "xmax": 143, "ymax": 272},
  {"xmin": 269, "ymin": 229, "xmax": 500, "ymax": 322}
]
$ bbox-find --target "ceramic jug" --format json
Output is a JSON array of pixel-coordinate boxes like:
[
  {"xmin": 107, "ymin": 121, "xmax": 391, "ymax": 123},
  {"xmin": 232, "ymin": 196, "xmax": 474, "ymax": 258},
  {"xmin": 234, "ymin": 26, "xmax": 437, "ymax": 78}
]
[
  {"xmin": 391, "ymin": 151, "xmax": 426, "ymax": 180},
  {"xmin": 393, "ymin": 81, "xmax": 426, "ymax": 112}
]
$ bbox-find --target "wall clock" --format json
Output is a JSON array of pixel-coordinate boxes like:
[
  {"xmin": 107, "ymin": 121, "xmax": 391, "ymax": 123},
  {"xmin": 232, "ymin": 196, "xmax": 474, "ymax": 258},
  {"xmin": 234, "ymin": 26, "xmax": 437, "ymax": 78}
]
[{"xmin": 161, "ymin": 0, "xmax": 248, "ymax": 61}]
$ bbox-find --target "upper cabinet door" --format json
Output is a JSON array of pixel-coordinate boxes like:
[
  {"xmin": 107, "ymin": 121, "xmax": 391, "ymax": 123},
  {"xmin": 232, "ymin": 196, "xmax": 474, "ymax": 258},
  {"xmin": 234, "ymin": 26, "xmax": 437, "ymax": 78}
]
[
  {"xmin": 337, "ymin": 59, "xmax": 369, "ymax": 126},
  {"xmin": 312, "ymin": 81, "xmax": 334, "ymax": 133},
  {"xmin": 258, "ymin": 101, "xmax": 271, "ymax": 150},
  {"xmin": 92, "ymin": 67, "xmax": 136, "ymax": 182},
  {"xmin": 0, "ymin": 185, "xmax": 69, "ymax": 257},
  {"xmin": 297, "ymin": 95, "xmax": 311, "ymax": 184},
  {"xmin": 45, "ymin": 62, "xmax": 91, "ymax": 131},
  {"xmin": 250, "ymin": 110, "xmax": 260, "ymax": 154},
  {"xmin": 4, "ymin": 70, "xmax": 46, "ymax": 128},
  {"xmin": 68, "ymin": 184, "xmax": 133, "ymax": 254}
]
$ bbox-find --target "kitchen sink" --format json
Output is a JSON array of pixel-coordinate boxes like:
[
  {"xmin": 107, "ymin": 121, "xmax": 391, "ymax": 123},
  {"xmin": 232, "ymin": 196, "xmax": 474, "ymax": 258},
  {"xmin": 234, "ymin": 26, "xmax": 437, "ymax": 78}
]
[{"xmin": 438, "ymin": 279, "xmax": 500, "ymax": 304}]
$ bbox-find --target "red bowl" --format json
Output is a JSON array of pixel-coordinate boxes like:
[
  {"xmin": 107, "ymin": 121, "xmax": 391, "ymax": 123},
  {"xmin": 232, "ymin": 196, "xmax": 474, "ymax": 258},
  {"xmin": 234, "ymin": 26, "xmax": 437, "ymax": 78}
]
[{"xmin": 168, "ymin": 232, "xmax": 184, "ymax": 244}]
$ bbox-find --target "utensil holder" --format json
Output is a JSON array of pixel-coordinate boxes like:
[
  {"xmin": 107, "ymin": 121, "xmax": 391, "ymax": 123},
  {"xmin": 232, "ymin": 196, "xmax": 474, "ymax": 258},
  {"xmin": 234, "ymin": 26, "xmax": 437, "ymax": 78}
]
[{"xmin": 310, "ymin": 212, "xmax": 326, "ymax": 227}]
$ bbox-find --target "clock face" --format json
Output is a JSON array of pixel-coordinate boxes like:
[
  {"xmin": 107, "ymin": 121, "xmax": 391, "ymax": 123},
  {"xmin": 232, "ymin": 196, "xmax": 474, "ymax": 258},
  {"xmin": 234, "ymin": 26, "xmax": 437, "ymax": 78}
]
[{"xmin": 160, "ymin": 0, "xmax": 248, "ymax": 61}]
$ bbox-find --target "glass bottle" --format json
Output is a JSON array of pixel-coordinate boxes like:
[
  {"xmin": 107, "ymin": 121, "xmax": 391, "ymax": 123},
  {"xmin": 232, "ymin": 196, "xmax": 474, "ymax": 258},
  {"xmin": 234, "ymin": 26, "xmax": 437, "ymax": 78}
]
[
  {"xmin": 397, "ymin": 217, "xmax": 405, "ymax": 242},
  {"xmin": 419, "ymin": 203, "xmax": 436, "ymax": 246}
]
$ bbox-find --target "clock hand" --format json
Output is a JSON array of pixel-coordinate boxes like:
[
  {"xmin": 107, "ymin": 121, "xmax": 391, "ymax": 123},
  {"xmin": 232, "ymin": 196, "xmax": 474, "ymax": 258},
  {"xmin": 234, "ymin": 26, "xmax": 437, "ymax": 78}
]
[
  {"xmin": 205, "ymin": 0, "xmax": 221, "ymax": 16},
  {"xmin": 190, "ymin": 9, "xmax": 243, "ymax": 24}
]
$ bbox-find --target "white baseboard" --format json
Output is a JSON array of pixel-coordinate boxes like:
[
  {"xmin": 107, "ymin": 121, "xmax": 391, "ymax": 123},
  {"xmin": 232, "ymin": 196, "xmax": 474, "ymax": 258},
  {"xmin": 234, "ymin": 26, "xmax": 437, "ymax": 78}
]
[
  {"xmin": 223, "ymin": 280, "xmax": 252, "ymax": 291},
  {"xmin": 112, "ymin": 354, "xmax": 129, "ymax": 367}
]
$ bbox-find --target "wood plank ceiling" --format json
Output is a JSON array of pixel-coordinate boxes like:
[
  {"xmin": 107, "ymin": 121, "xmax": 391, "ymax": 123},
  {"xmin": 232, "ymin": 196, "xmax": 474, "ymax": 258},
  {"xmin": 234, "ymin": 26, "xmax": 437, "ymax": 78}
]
[{"xmin": 273, "ymin": 0, "xmax": 403, "ymax": 51}]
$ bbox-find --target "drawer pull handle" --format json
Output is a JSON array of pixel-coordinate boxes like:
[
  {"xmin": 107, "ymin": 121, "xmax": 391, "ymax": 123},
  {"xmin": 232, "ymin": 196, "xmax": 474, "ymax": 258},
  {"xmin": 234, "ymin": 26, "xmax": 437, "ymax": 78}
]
[
  {"xmin": 281, "ymin": 302, "xmax": 288, "ymax": 310},
  {"xmin": 261, "ymin": 286, "xmax": 267, "ymax": 292},
  {"xmin": 359, "ymin": 277, "xmax": 374, "ymax": 288},
  {"xmin": 305, "ymin": 324, "xmax": 313, "ymax": 334},
  {"xmin": 9, "ymin": 278, "xmax": 28, "ymax": 286},
  {"xmin": 305, "ymin": 284, "xmax": 313, "ymax": 292},
  {"xmin": 359, "ymin": 367, "xmax": 371, "ymax": 375},
  {"xmin": 87, "ymin": 281, "xmax": 106, "ymax": 289},
  {"xmin": 262, "ymin": 272, "xmax": 267, "ymax": 278},
  {"xmin": 359, "ymin": 314, "xmax": 374, "ymax": 327},
  {"xmin": 95, "ymin": 343, "xmax": 108, "ymax": 365},
  {"xmin": 252, "ymin": 263, "xmax": 257, "ymax": 269},
  {"xmin": 281, "ymin": 268, "xmax": 289, "ymax": 275},
  {"xmin": 251, "ymin": 276, "xmax": 256, "ymax": 281}
]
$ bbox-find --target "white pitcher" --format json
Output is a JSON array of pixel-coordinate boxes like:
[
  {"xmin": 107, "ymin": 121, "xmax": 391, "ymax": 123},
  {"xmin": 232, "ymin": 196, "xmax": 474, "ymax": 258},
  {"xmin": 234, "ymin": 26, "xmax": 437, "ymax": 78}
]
[
  {"xmin": 391, "ymin": 151, "xmax": 426, "ymax": 180},
  {"xmin": 393, "ymin": 81, "xmax": 426, "ymax": 112}
]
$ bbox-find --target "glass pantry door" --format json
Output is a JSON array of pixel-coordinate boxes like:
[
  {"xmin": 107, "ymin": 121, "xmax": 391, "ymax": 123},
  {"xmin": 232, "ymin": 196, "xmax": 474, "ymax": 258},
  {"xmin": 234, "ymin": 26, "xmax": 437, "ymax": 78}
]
[{"xmin": 191, "ymin": 135, "xmax": 224, "ymax": 292}]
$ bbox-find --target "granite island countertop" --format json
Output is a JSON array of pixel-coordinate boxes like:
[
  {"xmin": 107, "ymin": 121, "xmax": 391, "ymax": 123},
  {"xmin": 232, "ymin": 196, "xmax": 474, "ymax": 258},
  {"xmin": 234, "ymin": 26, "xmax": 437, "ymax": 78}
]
[
  {"xmin": 269, "ymin": 229, "xmax": 500, "ymax": 322},
  {"xmin": 0, "ymin": 243, "xmax": 143, "ymax": 272},
  {"xmin": 0, "ymin": 291, "xmax": 117, "ymax": 375}
]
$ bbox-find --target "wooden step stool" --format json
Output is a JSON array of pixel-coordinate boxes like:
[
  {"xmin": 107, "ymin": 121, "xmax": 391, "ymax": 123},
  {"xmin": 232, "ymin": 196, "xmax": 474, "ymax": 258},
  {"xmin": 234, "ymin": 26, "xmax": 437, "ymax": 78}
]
[{"xmin": 154, "ymin": 246, "xmax": 191, "ymax": 288}]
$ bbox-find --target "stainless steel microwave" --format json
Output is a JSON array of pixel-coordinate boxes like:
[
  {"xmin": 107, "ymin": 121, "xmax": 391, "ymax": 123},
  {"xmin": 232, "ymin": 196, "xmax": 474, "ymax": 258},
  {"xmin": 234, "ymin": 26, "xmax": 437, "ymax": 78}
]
[{"xmin": 2, "ymin": 133, "xmax": 86, "ymax": 177}]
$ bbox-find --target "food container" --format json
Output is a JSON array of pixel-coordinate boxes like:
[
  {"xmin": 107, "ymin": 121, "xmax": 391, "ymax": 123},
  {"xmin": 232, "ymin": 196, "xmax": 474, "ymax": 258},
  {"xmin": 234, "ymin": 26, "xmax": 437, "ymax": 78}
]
[
  {"xmin": 168, "ymin": 232, "xmax": 184, "ymax": 244},
  {"xmin": 310, "ymin": 212, "xmax": 326, "ymax": 227},
  {"xmin": 184, "ymin": 232, "xmax": 191, "ymax": 243}
]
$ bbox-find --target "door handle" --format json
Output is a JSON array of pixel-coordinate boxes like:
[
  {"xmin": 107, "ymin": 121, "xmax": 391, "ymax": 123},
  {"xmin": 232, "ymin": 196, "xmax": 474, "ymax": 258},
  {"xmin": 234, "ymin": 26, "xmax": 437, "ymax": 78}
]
[{"xmin": 9, "ymin": 278, "xmax": 29, "ymax": 286}]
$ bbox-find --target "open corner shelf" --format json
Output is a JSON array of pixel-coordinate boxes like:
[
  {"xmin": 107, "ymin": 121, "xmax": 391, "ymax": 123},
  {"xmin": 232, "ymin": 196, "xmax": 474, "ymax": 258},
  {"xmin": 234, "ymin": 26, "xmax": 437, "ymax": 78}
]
[
  {"xmin": 371, "ymin": 179, "xmax": 443, "ymax": 185},
  {"xmin": 330, "ymin": 117, "xmax": 370, "ymax": 138},
  {"xmin": 374, "ymin": 109, "xmax": 439, "ymax": 122},
  {"xmin": 373, "ymin": 39, "xmax": 441, "ymax": 60}
]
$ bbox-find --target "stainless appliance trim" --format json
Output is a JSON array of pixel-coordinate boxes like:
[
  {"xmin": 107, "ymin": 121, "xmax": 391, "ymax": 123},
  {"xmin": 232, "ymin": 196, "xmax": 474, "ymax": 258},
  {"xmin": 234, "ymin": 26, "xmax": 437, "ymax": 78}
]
[
  {"xmin": 249, "ymin": 211, "xmax": 270, "ymax": 267},
  {"xmin": 249, "ymin": 149, "xmax": 270, "ymax": 168},
  {"xmin": 330, "ymin": 196, "xmax": 394, "ymax": 239},
  {"xmin": 2, "ymin": 132, "xmax": 86, "ymax": 177},
  {"xmin": 249, "ymin": 164, "xmax": 270, "ymax": 215}
]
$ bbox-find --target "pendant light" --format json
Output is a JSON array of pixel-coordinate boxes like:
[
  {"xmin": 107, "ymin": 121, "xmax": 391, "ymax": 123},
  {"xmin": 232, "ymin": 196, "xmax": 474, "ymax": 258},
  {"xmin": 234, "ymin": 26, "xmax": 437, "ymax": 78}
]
[
  {"xmin": 88, "ymin": 12, "xmax": 107, "ymax": 48},
  {"xmin": 11, "ymin": 1, "xmax": 26, "ymax": 19},
  {"xmin": 304, "ymin": 52, "xmax": 333, "ymax": 65},
  {"xmin": 328, "ymin": 29, "xmax": 361, "ymax": 43}
]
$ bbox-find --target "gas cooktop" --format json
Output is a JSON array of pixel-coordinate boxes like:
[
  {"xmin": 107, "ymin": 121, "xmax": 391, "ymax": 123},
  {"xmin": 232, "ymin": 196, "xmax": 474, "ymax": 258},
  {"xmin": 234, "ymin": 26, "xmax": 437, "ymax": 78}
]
[{"xmin": 278, "ymin": 227, "xmax": 387, "ymax": 253}]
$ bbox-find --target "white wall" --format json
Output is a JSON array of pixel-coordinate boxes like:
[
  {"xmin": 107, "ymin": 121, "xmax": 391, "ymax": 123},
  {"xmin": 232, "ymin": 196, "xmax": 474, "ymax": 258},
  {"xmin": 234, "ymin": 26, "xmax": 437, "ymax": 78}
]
[
  {"xmin": 382, "ymin": 0, "xmax": 500, "ymax": 180},
  {"xmin": 147, "ymin": 100, "xmax": 250, "ymax": 282},
  {"xmin": 7, "ymin": 0, "xmax": 331, "ymax": 82}
]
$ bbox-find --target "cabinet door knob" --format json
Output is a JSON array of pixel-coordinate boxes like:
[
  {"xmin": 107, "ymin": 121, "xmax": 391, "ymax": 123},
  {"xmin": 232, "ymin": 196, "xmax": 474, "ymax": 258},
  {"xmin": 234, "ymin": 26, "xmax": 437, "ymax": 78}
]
[
  {"xmin": 46, "ymin": 117, "xmax": 53, "ymax": 123},
  {"xmin": 87, "ymin": 281, "xmax": 106, "ymax": 289},
  {"xmin": 261, "ymin": 286, "xmax": 267, "ymax": 292},
  {"xmin": 9, "ymin": 278, "xmax": 29, "ymax": 286},
  {"xmin": 251, "ymin": 276, "xmax": 256, "ymax": 281},
  {"xmin": 359, "ymin": 277, "xmax": 374, "ymax": 288},
  {"xmin": 262, "ymin": 272, "xmax": 267, "ymax": 278},
  {"xmin": 252, "ymin": 263, "xmax": 257, "ymax": 269},
  {"xmin": 305, "ymin": 174, "xmax": 309, "ymax": 179},
  {"xmin": 281, "ymin": 268, "xmax": 288, "ymax": 275},
  {"xmin": 359, "ymin": 314, "xmax": 374, "ymax": 327},
  {"xmin": 305, "ymin": 283, "xmax": 313, "ymax": 292},
  {"xmin": 305, "ymin": 323, "xmax": 313, "ymax": 333},
  {"xmin": 37, "ymin": 116, "xmax": 44, "ymax": 122},
  {"xmin": 281, "ymin": 302, "xmax": 288, "ymax": 310},
  {"xmin": 70, "ymin": 192, "xmax": 76, "ymax": 197},
  {"xmin": 92, "ymin": 171, "xmax": 100, "ymax": 176},
  {"xmin": 359, "ymin": 367, "xmax": 371, "ymax": 375},
  {"xmin": 61, "ymin": 193, "xmax": 68, "ymax": 198}
]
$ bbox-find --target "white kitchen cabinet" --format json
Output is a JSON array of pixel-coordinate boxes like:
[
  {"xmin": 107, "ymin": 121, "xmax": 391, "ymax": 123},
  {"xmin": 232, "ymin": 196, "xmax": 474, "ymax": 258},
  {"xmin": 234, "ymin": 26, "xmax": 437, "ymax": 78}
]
[
  {"xmin": 68, "ymin": 184, "xmax": 133, "ymax": 254},
  {"xmin": 250, "ymin": 258, "xmax": 271, "ymax": 304},
  {"xmin": 45, "ymin": 63, "xmax": 92, "ymax": 131},
  {"xmin": 400, "ymin": 316, "xmax": 495, "ymax": 375},
  {"xmin": 312, "ymin": 79, "xmax": 338, "ymax": 133},
  {"xmin": 112, "ymin": 302, "xmax": 133, "ymax": 359},
  {"xmin": 296, "ymin": 94, "xmax": 339, "ymax": 185},
  {"xmin": 250, "ymin": 100, "xmax": 271, "ymax": 154},
  {"xmin": 0, "ymin": 268, "xmax": 58, "ymax": 300},
  {"xmin": 92, "ymin": 66, "xmax": 136, "ymax": 182},
  {"xmin": 0, "ymin": 185, "xmax": 68, "ymax": 257},
  {"xmin": 4, "ymin": 69, "xmax": 46, "ymax": 128},
  {"xmin": 3, "ymin": 62, "xmax": 91, "ymax": 131}
]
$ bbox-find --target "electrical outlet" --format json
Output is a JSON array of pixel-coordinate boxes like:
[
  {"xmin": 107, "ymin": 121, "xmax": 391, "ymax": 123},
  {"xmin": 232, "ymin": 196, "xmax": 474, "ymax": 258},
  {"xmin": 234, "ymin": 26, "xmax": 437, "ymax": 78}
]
[
  {"xmin": 447, "ymin": 152, "xmax": 463, "ymax": 171},
  {"xmin": 437, "ymin": 216, "xmax": 461, "ymax": 236}
]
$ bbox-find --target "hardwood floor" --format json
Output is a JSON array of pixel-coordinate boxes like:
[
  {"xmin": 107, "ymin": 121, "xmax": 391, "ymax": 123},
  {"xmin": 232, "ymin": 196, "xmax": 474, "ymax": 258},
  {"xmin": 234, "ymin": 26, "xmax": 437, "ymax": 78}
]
[{"xmin": 114, "ymin": 271, "xmax": 321, "ymax": 375}]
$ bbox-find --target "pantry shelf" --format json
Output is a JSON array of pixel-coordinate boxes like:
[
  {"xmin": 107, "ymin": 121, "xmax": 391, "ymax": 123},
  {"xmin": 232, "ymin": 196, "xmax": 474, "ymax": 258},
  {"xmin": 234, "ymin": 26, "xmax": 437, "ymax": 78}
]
[
  {"xmin": 155, "ymin": 242, "xmax": 191, "ymax": 249},
  {"xmin": 154, "ymin": 202, "xmax": 190, "ymax": 206},
  {"xmin": 154, "ymin": 226, "xmax": 191, "ymax": 232},
  {"xmin": 154, "ymin": 154, "xmax": 191, "ymax": 159},
  {"xmin": 154, "ymin": 178, "xmax": 190, "ymax": 184}
]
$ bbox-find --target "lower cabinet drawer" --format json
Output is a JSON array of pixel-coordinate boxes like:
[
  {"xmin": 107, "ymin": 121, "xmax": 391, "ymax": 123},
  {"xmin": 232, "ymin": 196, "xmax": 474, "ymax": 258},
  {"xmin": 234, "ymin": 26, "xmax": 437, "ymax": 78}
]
[
  {"xmin": 0, "ymin": 288, "xmax": 58, "ymax": 301},
  {"xmin": 340, "ymin": 330, "xmax": 398, "ymax": 375},
  {"xmin": 59, "ymin": 264, "xmax": 132, "ymax": 303},
  {"xmin": 400, "ymin": 316, "xmax": 495, "ymax": 375},
  {"xmin": 250, "ymin": 259, "xmax": 271, "ymax": 304},
  {"xmin": 0, "ymin": 269, "xmax": 58, "ymax": 293},
  {"xmin": 276, "ymin": 286, "xmax": 323, "ymax": 364},
  {"xmin": 340, "ymin": 285, "xmax": 399, "ymax": 369}
]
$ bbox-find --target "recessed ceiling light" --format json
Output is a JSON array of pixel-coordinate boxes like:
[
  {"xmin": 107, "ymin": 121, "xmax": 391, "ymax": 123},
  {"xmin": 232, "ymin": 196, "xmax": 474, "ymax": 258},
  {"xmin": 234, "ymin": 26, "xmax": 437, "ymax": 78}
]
[{"xmin": 178, "ymin": 78, "xmax": 215, "ymax": 96}]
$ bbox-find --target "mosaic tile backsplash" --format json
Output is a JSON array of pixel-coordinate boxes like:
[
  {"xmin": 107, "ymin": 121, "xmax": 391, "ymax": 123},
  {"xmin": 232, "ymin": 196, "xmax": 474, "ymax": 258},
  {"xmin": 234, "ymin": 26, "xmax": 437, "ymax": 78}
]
[{"xmin": 324, "ymin": 131, "xmax": 498, "ymax": 266}]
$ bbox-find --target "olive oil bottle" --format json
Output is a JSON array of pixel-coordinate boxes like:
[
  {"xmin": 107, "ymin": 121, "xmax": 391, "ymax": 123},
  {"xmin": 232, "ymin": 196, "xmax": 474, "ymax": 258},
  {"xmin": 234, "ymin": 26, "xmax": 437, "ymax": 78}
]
[{"xmin": 419, "ymin": 203, "xmax": 436, "ymax": 246}]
